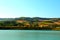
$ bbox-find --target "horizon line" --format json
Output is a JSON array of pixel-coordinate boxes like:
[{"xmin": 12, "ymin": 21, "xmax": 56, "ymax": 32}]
[{"xmin": 0, "ymin": 17, "xmax": 60, "ymax": 18}]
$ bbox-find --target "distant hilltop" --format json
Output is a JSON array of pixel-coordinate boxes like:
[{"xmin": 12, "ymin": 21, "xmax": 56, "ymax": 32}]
[
  {"xmin": 0, "ymin": 17, "xmax": 60, "ymax": 22},
  {"xmin": 0, "ymin": 17, "xmax": 60, "ymax": 21},
  {"xmin": 14, "ymin": 17, "xmax": 60, "ymax": 22}
]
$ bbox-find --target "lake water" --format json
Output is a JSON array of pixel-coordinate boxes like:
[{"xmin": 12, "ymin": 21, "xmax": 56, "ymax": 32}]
[{"xmin": 0, "ymin": 30, "xmax": 60, "ymax": 40}]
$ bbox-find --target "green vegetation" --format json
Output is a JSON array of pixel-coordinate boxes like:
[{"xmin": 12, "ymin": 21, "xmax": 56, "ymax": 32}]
[{"xmin": 0, "ymin": 17, "xmax": 60, "ymax": 30}]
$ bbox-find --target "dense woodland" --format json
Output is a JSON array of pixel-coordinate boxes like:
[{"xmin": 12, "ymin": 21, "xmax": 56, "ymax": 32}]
[{"xmin": 0, "ymin": 17, "xmax": 60, "ymax": 30}]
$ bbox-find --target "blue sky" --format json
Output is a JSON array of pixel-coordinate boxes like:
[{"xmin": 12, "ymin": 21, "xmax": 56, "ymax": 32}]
[{"xmin": 0, "ymin": 0, "xmax": 60, "ymax": 18}]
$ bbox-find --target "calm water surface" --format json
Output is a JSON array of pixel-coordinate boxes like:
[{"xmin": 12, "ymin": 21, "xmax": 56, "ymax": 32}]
[{"xmin": 0, "ymin": 30, "xmax": 60, "ymax": 40}]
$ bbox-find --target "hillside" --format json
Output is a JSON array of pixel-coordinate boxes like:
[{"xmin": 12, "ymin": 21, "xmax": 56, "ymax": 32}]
[{"xmin": 0, "ymin": 17, "xmax": 60, "ymax": 30}]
